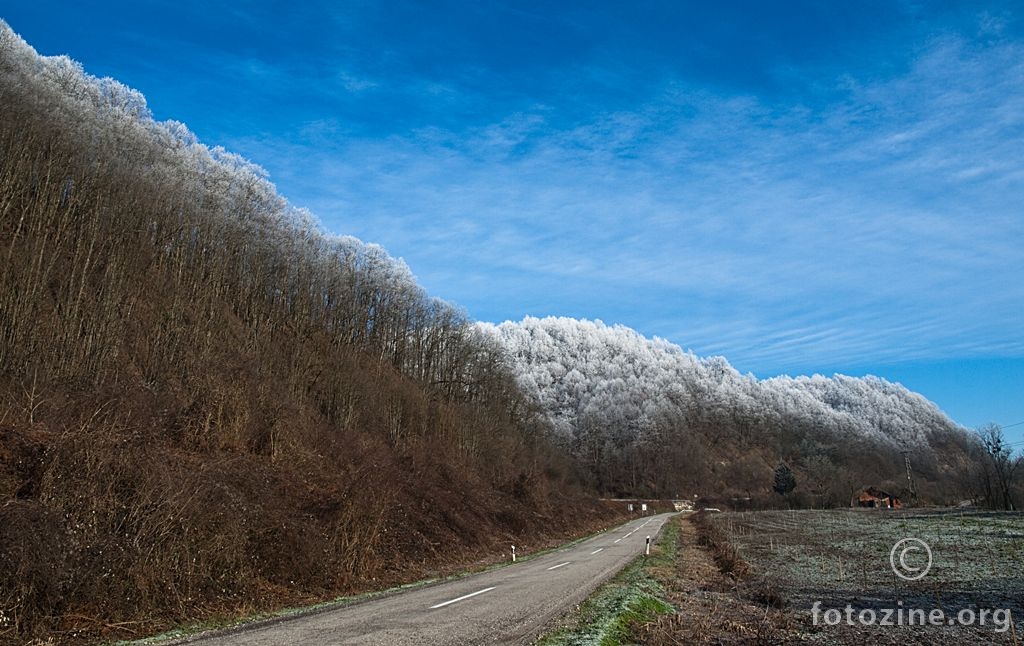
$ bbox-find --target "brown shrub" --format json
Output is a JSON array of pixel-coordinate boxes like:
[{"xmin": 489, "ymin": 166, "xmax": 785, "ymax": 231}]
[{"xmin": 692, "ymin": 511, "xmax": 751, "ymax": 579}]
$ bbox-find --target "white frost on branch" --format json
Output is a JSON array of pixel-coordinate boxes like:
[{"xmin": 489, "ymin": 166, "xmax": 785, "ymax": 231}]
[{"xmin": 480, "ymin": 316, "xmax": 959, "ymax": 451}]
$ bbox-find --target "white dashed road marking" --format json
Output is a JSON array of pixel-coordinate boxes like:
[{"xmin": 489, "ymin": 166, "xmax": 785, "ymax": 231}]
[{"xmin": 430, "ymin": 587, "xmax": 496, "ymax": 609}]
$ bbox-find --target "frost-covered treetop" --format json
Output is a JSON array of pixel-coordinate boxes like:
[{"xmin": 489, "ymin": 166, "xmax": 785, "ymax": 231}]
[
  {"xmin": 481, "ymin": 316, "xmax": 958, "ymax": 449},
  {"xmin": 0, "ymin": 19, "xmax": 431, "ymax": 313}
]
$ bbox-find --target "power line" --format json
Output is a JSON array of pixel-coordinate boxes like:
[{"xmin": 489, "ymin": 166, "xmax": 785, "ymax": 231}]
[
  {"xmin": 974, "ymin": 420, "xmax": 1024, "ymax": 448},
  {"xmin": 999, "ymin": 420, "xmax": 1024, "ymax": 447},
  {"xmin": 970, "ymin": 420, "xmax": 1024, "ymax": 431}
]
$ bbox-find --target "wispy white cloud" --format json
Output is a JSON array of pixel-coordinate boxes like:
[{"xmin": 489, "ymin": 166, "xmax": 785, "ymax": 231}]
[{"xmin": 224, "ymin": 17, "xmax": 1024, "ymax": 375}]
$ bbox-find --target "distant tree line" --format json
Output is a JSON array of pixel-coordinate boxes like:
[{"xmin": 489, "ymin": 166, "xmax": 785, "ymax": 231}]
[{"xmin": 483, "ymin": 317, "xmax": 987, "ymax": 506}]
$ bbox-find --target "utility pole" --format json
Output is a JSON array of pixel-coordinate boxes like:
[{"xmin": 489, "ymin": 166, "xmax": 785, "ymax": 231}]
[{"xmin": 902, "ymin": 450, "xmax": 918, "ymax": 504}]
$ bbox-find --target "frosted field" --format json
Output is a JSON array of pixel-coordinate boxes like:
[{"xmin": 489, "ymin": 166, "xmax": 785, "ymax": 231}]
[{"xmin": 716, "ymin": 509, "xmax": 1024, "ymax": 643}]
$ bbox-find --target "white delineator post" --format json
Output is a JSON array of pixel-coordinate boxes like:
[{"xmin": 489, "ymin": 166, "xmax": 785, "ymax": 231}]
[
  {"xmin": 511, "ymin": 545, "xmax": 516, "ymax": 562},
  {"xmin": 645, "ymin": 536, "xmax": 651, "ymax": 556}
]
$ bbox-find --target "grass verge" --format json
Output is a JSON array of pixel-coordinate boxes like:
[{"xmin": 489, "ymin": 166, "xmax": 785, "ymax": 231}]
[{"xmin": 537, "ymin": 518, "xmax": 679, "ymax": 646}]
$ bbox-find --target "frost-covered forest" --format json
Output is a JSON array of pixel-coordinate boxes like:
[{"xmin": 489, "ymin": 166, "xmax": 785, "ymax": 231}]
[{"xmin": 483, "ymin": 317, "xmax": 979, "ymax": 502}]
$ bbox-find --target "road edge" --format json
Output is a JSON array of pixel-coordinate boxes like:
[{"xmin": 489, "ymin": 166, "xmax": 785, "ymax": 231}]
[{"xmin": 114, "ymin": 516, "xmax": 649, "ymax": 646}]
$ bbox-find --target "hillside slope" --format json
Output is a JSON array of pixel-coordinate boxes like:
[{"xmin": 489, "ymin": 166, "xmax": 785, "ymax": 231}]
[
  {"xmin": 482, "ymin": 316, "xmax": 979, "ymax": 503},
  {"xmin": 0, "ymin": 22, "xmax": 619, "ymax": 645}
]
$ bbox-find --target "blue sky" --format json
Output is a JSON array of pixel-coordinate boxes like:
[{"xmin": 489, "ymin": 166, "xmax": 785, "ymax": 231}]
[{"xmin": 3, "ymin": 1, "xmax": 1023, "ymax": 441}]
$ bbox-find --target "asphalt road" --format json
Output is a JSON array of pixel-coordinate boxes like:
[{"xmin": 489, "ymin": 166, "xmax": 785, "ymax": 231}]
[{"xmin": 180, "ymin": 513, "xmax": 674, "ymax": 645}]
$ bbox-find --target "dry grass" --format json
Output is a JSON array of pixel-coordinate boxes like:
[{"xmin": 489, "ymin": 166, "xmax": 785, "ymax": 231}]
[{"xmin": 626, "ymin": 513, "xmax": 799, "ymax": 646}]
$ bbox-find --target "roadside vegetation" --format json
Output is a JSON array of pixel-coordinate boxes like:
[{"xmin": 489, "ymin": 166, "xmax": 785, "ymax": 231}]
[
  {"xmin": 538, "ymin": 518, "xmax": 678, "ymax": 646},
  {"xmin": 539, "ymin": 512, "xmax": 795, "ymax": 645}
]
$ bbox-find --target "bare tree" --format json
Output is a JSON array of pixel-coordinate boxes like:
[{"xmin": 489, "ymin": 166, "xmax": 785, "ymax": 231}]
[{"xmin": 977, "ymin": 423, "xmax": 1021, "ymax": 510}]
